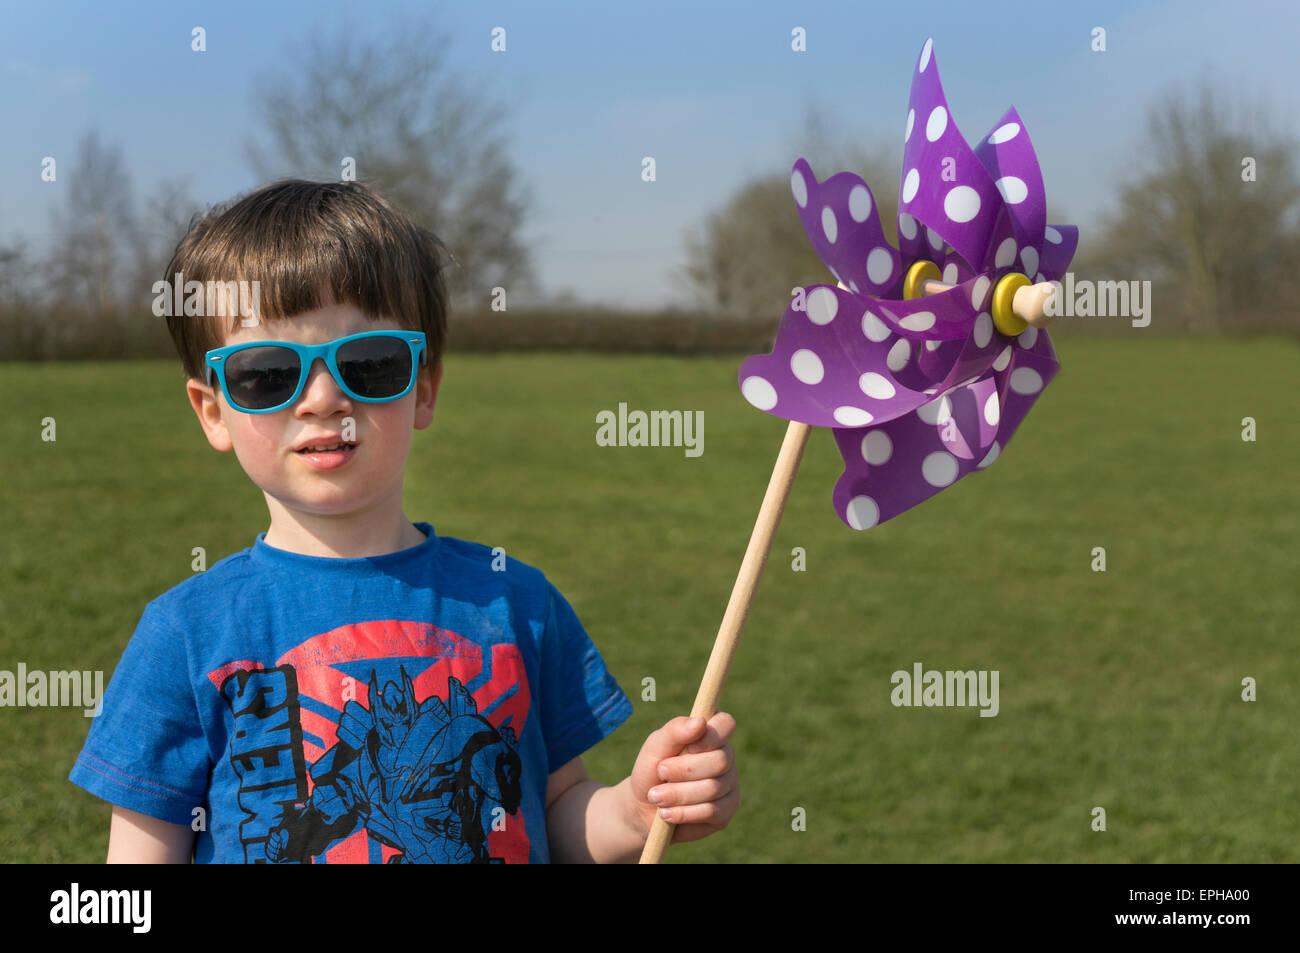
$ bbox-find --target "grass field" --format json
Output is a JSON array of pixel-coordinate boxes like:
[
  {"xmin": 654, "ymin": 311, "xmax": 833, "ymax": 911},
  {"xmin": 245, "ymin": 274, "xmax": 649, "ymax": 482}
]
[{"xmin": 2, "ymin": 337, "xmax": 1298, "ymax": 863}]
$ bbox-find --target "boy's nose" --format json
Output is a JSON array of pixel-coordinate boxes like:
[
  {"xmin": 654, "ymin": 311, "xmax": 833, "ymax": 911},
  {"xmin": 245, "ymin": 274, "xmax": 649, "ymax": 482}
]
[{"xmin": 295, "ymin": 357, "xmax": 350, "ymax": 410}]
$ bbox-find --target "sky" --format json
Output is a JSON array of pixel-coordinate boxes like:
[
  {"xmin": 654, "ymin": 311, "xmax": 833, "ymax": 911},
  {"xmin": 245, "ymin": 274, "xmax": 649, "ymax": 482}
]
[{"xmin": 1, "ymin": 0, "xmax": 1295, "ymax": 309}]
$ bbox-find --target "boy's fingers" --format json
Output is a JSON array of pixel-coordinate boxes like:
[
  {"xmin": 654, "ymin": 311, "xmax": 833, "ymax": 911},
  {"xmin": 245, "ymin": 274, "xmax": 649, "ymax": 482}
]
[
  {"xmin": 647, "ymin": 771, "xmax": 737, "ymax": 808},
  {"xmin": 656, "ymin": 745, "xmax": 734, "ymax": 783},
  {"xmin": 635, "ymin": 716, "xmax": 706, "ymax": 773},
  {"xmin": 663, "ymin": 786, "xmax": 741, "ymax": 830},
  {"xmin": 682, "ymin": 711, "xmax": 736, "ymax": 754}
]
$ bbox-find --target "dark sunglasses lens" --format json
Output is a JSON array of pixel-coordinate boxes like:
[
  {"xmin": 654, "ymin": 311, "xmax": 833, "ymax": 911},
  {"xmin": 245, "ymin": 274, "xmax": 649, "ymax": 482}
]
[
  {"xmin": 222, "ymin": 346, "xmax": 301, "ymax": 409},
  {"xmin": 336, "ymin": 336, "xmax": 412, "ymax": 398}
]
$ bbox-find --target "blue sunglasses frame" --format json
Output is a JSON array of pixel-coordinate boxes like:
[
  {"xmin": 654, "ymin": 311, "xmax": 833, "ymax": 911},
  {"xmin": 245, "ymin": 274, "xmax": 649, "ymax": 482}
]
[{"xmin": 205, "ymin": 330, "xmax": 428, "ymax": 414}]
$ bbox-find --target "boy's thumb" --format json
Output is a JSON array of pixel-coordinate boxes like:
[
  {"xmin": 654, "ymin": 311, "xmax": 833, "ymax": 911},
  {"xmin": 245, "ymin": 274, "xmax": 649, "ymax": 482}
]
[{"xmin": 642, "ymin": 716, "xmax": 705, "ymax": 761}]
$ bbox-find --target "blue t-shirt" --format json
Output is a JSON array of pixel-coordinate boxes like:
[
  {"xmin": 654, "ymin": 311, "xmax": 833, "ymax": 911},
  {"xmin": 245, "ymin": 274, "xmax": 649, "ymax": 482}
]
[{"xmin": 69, "ymin": 522, "xmax": 634, "ymax": 864}]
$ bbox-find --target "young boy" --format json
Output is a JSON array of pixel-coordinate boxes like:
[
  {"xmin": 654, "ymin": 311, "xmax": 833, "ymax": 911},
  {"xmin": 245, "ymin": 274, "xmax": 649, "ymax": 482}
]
[{"xmin": 69, "ymin": 180, "xmax": 738, "ymax": 863}]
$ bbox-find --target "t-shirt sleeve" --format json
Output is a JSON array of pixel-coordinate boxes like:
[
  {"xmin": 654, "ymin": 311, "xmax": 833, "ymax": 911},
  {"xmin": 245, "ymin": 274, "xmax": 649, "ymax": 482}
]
[
  {"xmin": 538, "ymin": 582, "xmax": 634, "ymax": 774},
  {"xmin": 68, "ymin": 599, "xmax": 211, "ymax": 826}
]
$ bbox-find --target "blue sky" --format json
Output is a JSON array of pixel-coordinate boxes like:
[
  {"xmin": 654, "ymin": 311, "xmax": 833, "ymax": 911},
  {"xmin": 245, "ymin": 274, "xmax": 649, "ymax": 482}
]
[{"xmin": 1, "ymin": 0, "xmax": 1294, "ymax": 308}]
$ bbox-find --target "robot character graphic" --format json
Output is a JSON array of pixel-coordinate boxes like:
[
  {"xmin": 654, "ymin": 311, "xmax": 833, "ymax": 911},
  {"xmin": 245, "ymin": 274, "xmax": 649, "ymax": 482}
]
[{"xmin": 266, "ymin": 669, "xmax": 523, "ymax": 863}]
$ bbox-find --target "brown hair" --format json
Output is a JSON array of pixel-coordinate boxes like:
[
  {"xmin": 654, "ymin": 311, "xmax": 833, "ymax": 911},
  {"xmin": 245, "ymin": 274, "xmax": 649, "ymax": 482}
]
[{"xmin": 163, "ymin": 180, "xmax": 451, "ymax": 382}]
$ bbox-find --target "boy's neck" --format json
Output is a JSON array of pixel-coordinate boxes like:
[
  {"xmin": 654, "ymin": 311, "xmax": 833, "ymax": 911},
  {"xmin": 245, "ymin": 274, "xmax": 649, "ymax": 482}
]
[{"xmin": 261, "ymin": 506, "xmax": 428, "ymax": 559}]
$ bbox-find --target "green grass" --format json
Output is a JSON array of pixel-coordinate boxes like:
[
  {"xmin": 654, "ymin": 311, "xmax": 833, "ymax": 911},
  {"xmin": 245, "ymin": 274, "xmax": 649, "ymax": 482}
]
[{"xmin": 2, "ymin": 338, "xmax": 1298, "ymax": 863}]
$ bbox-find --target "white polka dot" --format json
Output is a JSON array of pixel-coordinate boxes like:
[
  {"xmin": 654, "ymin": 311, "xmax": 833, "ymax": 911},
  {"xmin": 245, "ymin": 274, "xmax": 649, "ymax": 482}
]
[
  {"xmin": 898, "ymin": 213, "xmax": 918, "ymax": 240},
  {"xmin": 858, "ymin": 372, "xmax": 896, "ymax": 400},
  {"xmin": 848, "ymin": 185, "xmax": 872, "ymax": 222},
  {"xmin": 861, "ymin": 310, "xmax": 891, "ymax": 342},
  {"xmin": 866, "ymin": 247, "xmax": 893, "ymax": 284},
  {"xmin": 1021, "ymin": 247, "xmax": 1039, "ymax": 277},
  {"xmin": 887, "ymin": 338, "xmax": 911, "ymax": 371},
  {"xmin": 983, "ymin": 392, "xmax": 1000, "ymax": 426},
  {"xmin": 971, "ymin": 275, "xmax": 991, "ymax": 308},
  {"xmin": 973, "ymin": 312, "xmax": 993, "ymax": 348},
  {"xmin": 1018, "ymin": 325, "xmax": 1038, "ymax": 349},
  {"xmin": 902, "ymin": 168, "xmax": 920, "ymax": 203},
  {"xmin": 928, "ymin": 228, "xmax": 944, "ymax": 252},
  {"xmin": 917, "ymin": 394, "xmax": 952, "ymax": 424},
  {"xmin": 993, "ymin": 345, "xmax": 1013, "ymax": 372},
  {"xmin": 807, "ymin": 287, "xmax": 838, "ymax": 325},
  {"xmin": 922, "ymin": 451, "xmax": 959, "ymax": 487},
  {"xmin": 834, "ymin": 406, "xmax": 874, "ymax": 427},
  {"xmin": 995, "ymin": 237, "xmax": 1017, "ymax": 268},
  {"xmin": 942, "ymin": 263, "xmax": 959, "ymax": 284},
  {"xmin": 905, "ymin": 109, "xmax": 915, "ymax": 143},
  {"xmin": 829, "ymin": 267, "xmax": 842, "ymax": 283},
  {"xmin": 791, "ymin": 170, "xmax": 808, "ymax": 208},
  {"xmin": 845, "ymin": 496, "xmax": 880, "ymax": 530},
  {"xmin": 790, "ymin": 349, "xmax": 824, "ymax": 384},
  {"xmin": 994, "ymin": 176, "xmax": 1028, "ymax": 204},
  {"xmin": 977, "ymin": 440, "xmax": 1001, "ymax": 469},
  {"xmin": 860, "ymin": 430, "xmax": 893, "ymax": 465},
  {"xmin": 919, "ymin": 38, "xmax": 933, "ymax": 73},
  {"xmin": 943, "ymin": 185, "xmax": 980, "ymax": 223},
  {"xmin": 925, "ymin": 339, "xmax": 942, "ymax": 351},
  {"xmin": 1035, "ymin": 272, "xmax": 1046, "ymax": 284},
  {"xmin": 1045, "ymin": 226, "xmax": 1062, "ymax": 244},
  {"xmin": 741, "ymin": 376, "xmax": 777, "ymax": 410},
  {"xmin": 988, "ymin": 122, "xmax": 1020, "ymax": 144},
  {"xmin": 926, "ymin": 106, "xmax": 948, "ymax": 142},
  {"xmin": 822, "ymin": 206, "xmax": 838, "ymax": 243},
  {"xmin": 1009, "ymin": 366, "xmax": 1043, "ymax": 394},
  {"xmin": 899, "ymin": 310, "xmax": 935, "ymax": 332}
]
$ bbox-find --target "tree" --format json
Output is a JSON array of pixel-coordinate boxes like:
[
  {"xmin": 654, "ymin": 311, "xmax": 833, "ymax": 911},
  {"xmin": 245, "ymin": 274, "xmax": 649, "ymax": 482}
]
[
  {"xmin": 682, "ymin": 105, "xmax": 901, "ymax": 321},
  {"xmin": 1089, "ymin": 81, "xmax": 1300, "ymax": 332},
  {"xmin": 246, "ymin": 15, "xmax": 534, "ymax": 310},
  {"xmin": 44, "ymin": 128, "xmax": 140, "ymax": 319}
]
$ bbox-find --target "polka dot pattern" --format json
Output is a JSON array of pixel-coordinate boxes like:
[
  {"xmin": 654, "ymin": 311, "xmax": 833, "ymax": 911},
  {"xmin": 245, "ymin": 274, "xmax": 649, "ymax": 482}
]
[
  {"xmin": 736, "ymin": 42, "xmax": 1072, "ymax": 530},
  {"xmin": 787, "ymin": 158, "xmax": 901, "ymax": 297},
  {"xmin": 861, "ymin": 430, "xmax": 893, "ymax": 465},
  {"xmin": 791, "ymin": 170, "xmax": 808, "ymax": 208},
  {"xmin": 848, "ymin": 185, "xmax": 872, "ymax": 222},
  {"xmin": 791, "ymin": 348, "xmax": 824, "ymax": 384},
  {"xmin": 822, "ymin": 206, "xmax": 838, "ymax": 243}
]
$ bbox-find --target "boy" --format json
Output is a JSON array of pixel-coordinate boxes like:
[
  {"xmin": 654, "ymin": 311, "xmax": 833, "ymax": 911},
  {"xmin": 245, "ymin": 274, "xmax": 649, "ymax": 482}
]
[{"xmin": 69, "ymin": 180, "xmax": 738, "ymax": 863}]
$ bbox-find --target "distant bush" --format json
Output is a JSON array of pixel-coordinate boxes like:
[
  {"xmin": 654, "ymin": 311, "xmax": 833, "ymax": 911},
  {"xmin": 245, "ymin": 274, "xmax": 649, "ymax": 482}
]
[{"xmin": 0, "ymin": 304, "xmax": 778, "ymax": 363}]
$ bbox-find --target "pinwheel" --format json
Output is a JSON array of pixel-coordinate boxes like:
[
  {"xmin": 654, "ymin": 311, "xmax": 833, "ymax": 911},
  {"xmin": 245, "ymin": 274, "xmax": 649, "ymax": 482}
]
[{"xmin": 640, "ymin": 38, "xmax": 1077, "ymax": 863}]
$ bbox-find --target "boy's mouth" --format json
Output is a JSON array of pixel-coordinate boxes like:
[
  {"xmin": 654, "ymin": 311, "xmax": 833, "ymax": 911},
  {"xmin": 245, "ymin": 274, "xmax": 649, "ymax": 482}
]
[
  {"xmin": 293, "ymin": 438, "xmax": 359, "ymax": 471},
  {"xmin": 294, "ymin": 441, "xmax": 357, "ymax": 454}
]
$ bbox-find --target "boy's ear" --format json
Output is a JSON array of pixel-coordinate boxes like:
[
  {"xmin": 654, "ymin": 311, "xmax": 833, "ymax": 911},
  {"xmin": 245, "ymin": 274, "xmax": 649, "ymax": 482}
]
[
  {"xmin": 185, "ymin": 376, "xmax": 235, "ymax": 452},
  {"xmin": 413, "ymin": 361, "xmax": 444, "ymax": 431}
]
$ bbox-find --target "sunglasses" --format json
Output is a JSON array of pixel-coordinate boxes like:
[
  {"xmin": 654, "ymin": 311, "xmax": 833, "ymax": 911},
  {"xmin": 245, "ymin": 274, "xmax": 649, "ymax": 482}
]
[{"xmin": 205, "ymin": 330, "xmax": 427, "ymax": 414}]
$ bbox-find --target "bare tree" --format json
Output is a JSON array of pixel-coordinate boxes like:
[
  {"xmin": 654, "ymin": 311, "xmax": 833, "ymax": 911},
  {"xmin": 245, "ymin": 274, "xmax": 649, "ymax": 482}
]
[
  {"xmin": 682, "ymin": 105, "xmax": 901, "ymax": 321},
  {"xmin": 1089, "ymin": 81, "xmax": 1300, "ymax": 332},
  {"xmin": 44, "ymin": 128, "xmax": 140, "ymax": 318},
  {"xmin": 246, "ymin": 15, "xmax": 534, "ymax": 310}
]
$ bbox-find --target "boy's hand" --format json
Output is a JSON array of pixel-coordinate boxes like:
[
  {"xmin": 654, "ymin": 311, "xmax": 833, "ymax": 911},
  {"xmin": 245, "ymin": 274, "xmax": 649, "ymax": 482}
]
[{"xmin": 627, "ymin": 713, "xmax": 739, "ymax": 844}]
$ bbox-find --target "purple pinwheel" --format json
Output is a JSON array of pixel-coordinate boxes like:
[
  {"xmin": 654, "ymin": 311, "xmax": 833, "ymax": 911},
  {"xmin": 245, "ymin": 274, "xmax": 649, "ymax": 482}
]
[
  {"xmin": 643, "ymin": 39, "xmax": 1081, "ymax": 864},
  {"xmin": 738, "ymin": 37, "xmax": 1078, "ymax": 529}
]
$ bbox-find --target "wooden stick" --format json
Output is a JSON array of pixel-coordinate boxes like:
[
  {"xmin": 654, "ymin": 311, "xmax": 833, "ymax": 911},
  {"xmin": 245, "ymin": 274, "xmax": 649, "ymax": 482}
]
[
  {"xmin": 920, "ymin": 277, "xmax": 1057, "ymax": 328},
  {"xmin": 638, "ymin": 418, "xmax": 813, "ymax": 864}
]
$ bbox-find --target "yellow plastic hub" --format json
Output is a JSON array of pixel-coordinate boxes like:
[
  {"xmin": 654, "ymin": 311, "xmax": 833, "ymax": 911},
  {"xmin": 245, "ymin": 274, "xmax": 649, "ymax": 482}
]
[
  {"xmin": 992, "ymin": 272, "xmax": 1030, "ymax": 336},
  {"xmin": 903, "ymin": 260, "xmax": 940, "ymax": 301}
]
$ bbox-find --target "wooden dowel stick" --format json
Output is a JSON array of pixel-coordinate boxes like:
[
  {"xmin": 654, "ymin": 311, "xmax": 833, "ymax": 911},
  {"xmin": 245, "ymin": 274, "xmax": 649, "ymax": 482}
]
[
  {"xmin": 920, "ymin": 277, "xmax": 1058, "ymax": 328},
  {"xmin": 638, "ymin": 418, "xmax": 813, "ymax": 864}
]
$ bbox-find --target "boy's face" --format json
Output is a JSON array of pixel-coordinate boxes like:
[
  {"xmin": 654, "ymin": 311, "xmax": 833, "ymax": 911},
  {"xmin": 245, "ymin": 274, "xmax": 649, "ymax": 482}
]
[{"xmin": 185, "ymin": 298, "xmax": 442, "ymax": 534}]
